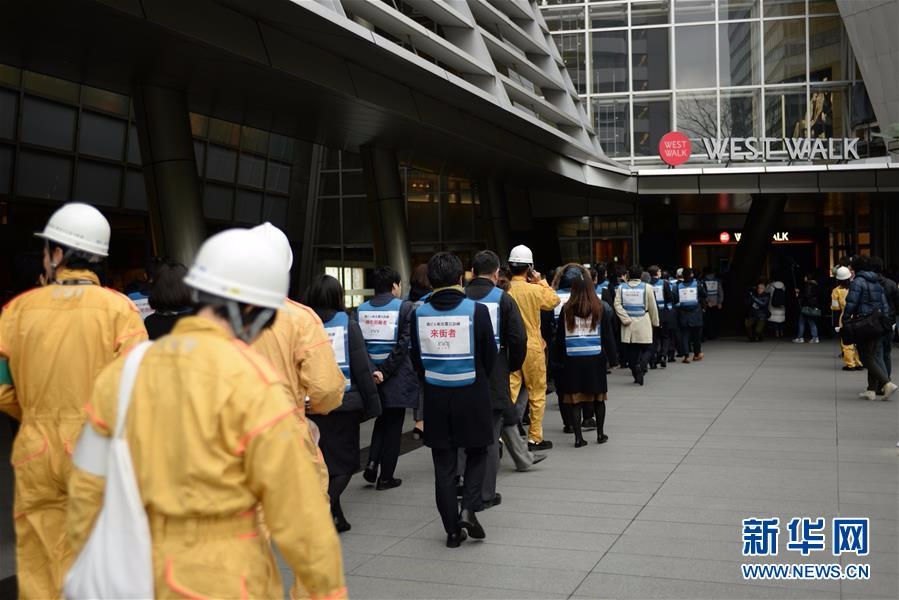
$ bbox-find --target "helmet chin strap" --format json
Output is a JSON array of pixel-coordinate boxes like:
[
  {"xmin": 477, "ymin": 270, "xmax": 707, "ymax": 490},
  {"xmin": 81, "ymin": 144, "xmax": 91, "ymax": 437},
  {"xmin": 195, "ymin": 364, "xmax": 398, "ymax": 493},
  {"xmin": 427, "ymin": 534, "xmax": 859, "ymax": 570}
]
[{"xmin": 225, "ymin": 301, "xmax": 274, "ymax": 344}]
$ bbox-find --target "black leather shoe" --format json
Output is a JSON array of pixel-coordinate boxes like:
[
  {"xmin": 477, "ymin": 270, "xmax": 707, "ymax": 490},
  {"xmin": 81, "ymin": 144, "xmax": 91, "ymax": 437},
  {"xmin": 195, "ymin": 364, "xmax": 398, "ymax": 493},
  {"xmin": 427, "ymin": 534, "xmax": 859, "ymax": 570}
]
[
  {"xmin": 581, "ymin": 418, "xmax": 597, "ymax": 431},
  {"xmin": 483, "ymin": 493, "xmax": 502, "ymax": 509},
  {"xmin": 563, "ymin": 425, "xmax": 574, "ymax": 434},
  {"xmin": 574, "ymin": 439, "xmax": 588, "ymax": 448},
  {"xmin": 362, "ymin": 462, "xmax": 378, "ymax": 484},
  {"xmin": 446, "ymin": 529, "xmax": 468, "ymax": 548},
  {"xmin": 459, "ymin": 509, "xmax": 485, "ymax": 539},
  {"xmin": 333, "ymin": 513, "xmax": 351, "ymax": 533},
  {"xmin": 528, "ymin": 440, "xmax": 553, "ymax": 451},
  {"xmin": 596, "ymin": 434, "xmax": 609, "ymax": 444},
  {"xmin": 376, "ymin": 477, "xmax": 402, "ymax": 490}
]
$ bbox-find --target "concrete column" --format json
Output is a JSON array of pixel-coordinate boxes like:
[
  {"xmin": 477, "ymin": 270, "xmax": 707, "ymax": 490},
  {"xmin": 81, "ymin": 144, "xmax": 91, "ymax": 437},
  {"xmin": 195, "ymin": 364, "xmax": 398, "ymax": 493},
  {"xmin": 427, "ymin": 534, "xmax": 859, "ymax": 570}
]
[
  {"xmin": 722, "ymin": 194, "xmax": 788, "ymax": 329},
  {"xmin": 483, "ymin": 178, "xmax": 512, "ymax": 261},
  {"xmin": 132, "ymin": 83, "xmax": 206, "ymax": 264},
  {"xmin": 360, "ymin": 145, "xmax": 411, "ymax": 294}
]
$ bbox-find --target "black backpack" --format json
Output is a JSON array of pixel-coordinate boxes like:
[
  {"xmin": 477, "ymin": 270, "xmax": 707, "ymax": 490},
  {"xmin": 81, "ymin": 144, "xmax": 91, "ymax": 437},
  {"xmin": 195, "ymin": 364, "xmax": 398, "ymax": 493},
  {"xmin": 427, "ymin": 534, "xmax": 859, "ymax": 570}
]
[{"xmin": 771, "ymin": 287, "xmax": 786, "ymax": 308}]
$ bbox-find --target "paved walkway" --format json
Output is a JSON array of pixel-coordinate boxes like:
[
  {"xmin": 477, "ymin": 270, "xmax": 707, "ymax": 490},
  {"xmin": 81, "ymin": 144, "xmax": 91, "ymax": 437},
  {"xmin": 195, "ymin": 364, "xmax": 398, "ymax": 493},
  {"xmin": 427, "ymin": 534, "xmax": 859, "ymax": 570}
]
[
  {"xmin": 307, "ymin": 339, "xmax": 897, "ymax": 599},
  {"xmin": 2, "ymin": 339, "xmax": 896, "ymax": 598}
]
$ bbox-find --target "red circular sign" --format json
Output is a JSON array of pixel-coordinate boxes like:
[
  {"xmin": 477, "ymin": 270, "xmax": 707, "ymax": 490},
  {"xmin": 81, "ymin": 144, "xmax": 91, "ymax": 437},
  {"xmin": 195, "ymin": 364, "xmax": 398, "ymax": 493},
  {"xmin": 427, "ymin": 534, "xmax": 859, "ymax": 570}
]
[
  {"xmin": 719, "ymin": 231, "xmax": 731, "ymax": 243},
  {"xmin": 659, "ymin": 131, "xmax": 691, "ymax": 166}
]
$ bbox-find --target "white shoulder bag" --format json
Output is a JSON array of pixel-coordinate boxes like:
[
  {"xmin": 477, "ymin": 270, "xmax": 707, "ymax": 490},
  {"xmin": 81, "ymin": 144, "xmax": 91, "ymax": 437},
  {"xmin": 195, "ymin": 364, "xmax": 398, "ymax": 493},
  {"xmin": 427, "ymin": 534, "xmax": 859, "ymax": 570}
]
[{"xmin": 65, "ymin": 341, "xmax": 155, "ymax": 599}]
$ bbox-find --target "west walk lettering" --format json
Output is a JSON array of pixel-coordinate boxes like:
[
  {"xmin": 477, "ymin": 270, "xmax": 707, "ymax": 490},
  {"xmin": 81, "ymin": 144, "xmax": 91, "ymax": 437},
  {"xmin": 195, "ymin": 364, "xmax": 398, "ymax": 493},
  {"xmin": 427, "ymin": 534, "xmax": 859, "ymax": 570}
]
[{"xmin": 701, "ymin": 137, "xmax": 860, "ymax": 162}]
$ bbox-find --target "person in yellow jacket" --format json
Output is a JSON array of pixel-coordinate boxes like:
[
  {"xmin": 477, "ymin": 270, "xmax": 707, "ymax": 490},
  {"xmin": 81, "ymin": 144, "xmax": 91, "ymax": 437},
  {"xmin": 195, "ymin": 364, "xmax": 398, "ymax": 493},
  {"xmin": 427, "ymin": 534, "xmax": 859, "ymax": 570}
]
[
  {"xmin": 67, "ymin": 228, "xmax": 346, "ymax": 600},
  {"xmin": 506, "ymin": 245, "xmax": 559, "ymax": 451},
  {"xmin": 832, "ymin": 266, "xmax": 863, "ymax": 370},
  {"xmin": 0, "ymin": 202, "xmax": 147, "ymax": 599}
]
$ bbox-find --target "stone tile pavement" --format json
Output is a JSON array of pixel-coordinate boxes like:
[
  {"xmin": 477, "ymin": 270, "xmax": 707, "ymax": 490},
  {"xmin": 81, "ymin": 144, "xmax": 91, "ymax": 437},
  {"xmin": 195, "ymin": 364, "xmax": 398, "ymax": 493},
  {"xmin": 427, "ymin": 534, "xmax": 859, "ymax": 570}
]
[
  {"xmin": 285, "ymin": 339, "xmax": 898, "ymax": 599},
  {"xmin": 1, "ymin": 339, "xmax": 896, "ymax": 599}
]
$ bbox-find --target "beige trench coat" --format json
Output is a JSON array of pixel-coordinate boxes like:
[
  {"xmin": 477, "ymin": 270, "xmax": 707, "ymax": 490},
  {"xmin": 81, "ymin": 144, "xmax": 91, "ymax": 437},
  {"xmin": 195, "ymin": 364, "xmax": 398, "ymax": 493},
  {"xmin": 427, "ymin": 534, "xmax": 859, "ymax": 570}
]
[{"xmin": 614, "ymin": 280, "xmax": 660, "ymax": 344}]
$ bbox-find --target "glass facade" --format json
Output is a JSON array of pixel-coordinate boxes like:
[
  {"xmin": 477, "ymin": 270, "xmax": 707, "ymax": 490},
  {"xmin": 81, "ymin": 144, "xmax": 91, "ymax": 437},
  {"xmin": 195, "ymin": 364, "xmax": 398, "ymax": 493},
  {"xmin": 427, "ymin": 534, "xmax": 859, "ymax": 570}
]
[{"xmin": 543, "ymin": 0, "xmax": 865, "ymax": 164}]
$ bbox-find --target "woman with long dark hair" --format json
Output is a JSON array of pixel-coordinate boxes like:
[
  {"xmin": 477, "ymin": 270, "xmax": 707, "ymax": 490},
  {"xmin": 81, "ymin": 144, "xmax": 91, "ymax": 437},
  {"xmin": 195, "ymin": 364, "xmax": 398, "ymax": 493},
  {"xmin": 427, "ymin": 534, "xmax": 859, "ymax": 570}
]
[
  {"xmin": 306, "ymin": 274, "xmax": 382, "ymax": 531},
  {"xmin": 550, "ymin": 265, "xmax": 618, "ymax": 447}
]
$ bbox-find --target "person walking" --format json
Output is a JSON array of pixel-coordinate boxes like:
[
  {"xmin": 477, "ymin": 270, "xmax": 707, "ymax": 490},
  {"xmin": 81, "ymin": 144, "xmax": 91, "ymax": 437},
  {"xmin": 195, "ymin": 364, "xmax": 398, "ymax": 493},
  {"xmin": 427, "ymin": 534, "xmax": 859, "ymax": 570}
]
[
  {"xmin": 648, "ymin": 266, "xmax": 672, "ymax": 369},
  {"xmin": 0, "ymin": 203, "xmax": 148, "ymax": 599},
  {"xmin": 767, "ymin": 278, "xmax": 788, "ymax": 338},
  {"xmin": 143, "ymin": 262, "xmax": 193, "ymax": 339},
  {"xmin": 507, "ymin": 245, "xmax": 560, "ymax": 451},
  {"xmin": 614, "ymin": 265, "xmax": 660, "ymax": 385},
  {"xmin": 66, "ymin": 228, "xmax": 346, "ymax": 599},
  {"xmin": 702, "ymin": 268, "xmax": 724, "ymax": 340},
  {"xmin": 794, "ymin": 273, "xmax": 821, "ymax": 343},
  {"xmin": 673, "ymin": 268, "xmax": 707, "ymax": 363},
  {"xmin": 844, "ymin": 255, "xmax": 897, "ymax": 400},
  {"xmin": 551, "ymin": 265, "xmax": 617, "ymax": 447},
  {"xmin": 745, "ymin": 283, "xmax": 770, "ymax": 341},
  {"xmin": 410, "ymin": 252, "xmax": 496, "ymax": 548},
  {"xmin": 831, "ymin": 267, "xmax": 862, "ymax": 370},
  {"xmin": 464, "ymin": 250, "xmax": 529, "ymax": 508},
  {"xmin": 552, "ymin": 263, "xmax": 595, "ymax": 433},
  {"xmin": 307, "ymin": 275, "xmax": 382, "ymax": 533},
  {"xmin": 874, "ymin": 257, "xmax": 899, "ymax": 382},
  {"xmin": 359, "ymin": 266, "xmax": 420, "ymax": 489}
]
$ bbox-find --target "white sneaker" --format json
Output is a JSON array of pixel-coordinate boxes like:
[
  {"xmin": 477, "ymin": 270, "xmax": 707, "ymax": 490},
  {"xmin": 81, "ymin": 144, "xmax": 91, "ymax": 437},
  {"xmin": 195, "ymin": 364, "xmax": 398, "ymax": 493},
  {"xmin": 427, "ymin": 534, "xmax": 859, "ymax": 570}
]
[
  {"xmin": 792, "ymin": 338, "xmax": 805, "ymax": 343},
  {"xmin": 810, "ymin": 337, "xmax": 820, "ymax": 344},
  {"xmin": 858, "ymin": 391, "xmax": 876, "ymax": 400},
  {"xmin": 878, "ymin": 382, "xmax": 898, "ymax": 401}
]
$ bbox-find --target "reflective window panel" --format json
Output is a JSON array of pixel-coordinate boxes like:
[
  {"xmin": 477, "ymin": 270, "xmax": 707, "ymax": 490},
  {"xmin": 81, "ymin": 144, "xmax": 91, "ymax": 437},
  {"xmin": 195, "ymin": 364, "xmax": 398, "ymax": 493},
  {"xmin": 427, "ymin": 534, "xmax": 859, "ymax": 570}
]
[
  {"xmin": 633, "ymin": 96, "xmax": 671, "ymax": 156},
  {"xmin": 16, "ymin": 150, "xmax": 72, "ymax": 200},
  {"xmin": 78, "ymin": 111, "xmax": 126, "ymax": 161},
  {"xmin": 632, "ymin": 27, "xmax": 670, "ymax": 91},
  {"xmin": 719, "ymin": 21, "xmax": 760, "ymax": 86},
  {"xmin": 764, "ymin": 19, "xmax": 806, "ymax": 84},
  {"xmin": 74, "ymin": 160, "xmax": 121, "ymax": 207},
  {"xmin": 555, "ymin": 33, "xmax": 588, "ymax": 94},
  {"xmin": 544, "ymin": 6, "xmax": 585, "ymax": 31},
  {"xmin": 676, "ymin": 25, "xmax": 716, "ymax": 88},
  {"xmin": 589, "ymin": 2, "xmax": 627, "ymax": 28},
  {"xmin": 20, "ymin": 96, "xmax": 75, "ymax": 151},
  {"xmin": 675, "ymin": 0, "xmax": 715, "ymax": 23},
  {"xmin": 765, "ymin": 88, "xmax": 809, "ymax": 141},
  {"xmin": 592, "ymin": 30, "xmax": 629, "ymax": 93},
  {"xmin": 677, "ymin": 92, "xmax": 718, "ymax": 153},
  {"xmin": 631, "ymin": 0, "xmax": 671, "ymax": 26},
  {"xmin": 592, "ymin": 97, "xmax": 631, "ymax": 158},
  {"xmin": 720, "ymin": 89, "xmax": 761, "ymax": 138},
  {"xmin": 809, "ymin": 16, "xmax": 845, "ymax": 82},
  {"xmin": 717, "ymin": 0, "xmax": 758, "ymax": 20}
]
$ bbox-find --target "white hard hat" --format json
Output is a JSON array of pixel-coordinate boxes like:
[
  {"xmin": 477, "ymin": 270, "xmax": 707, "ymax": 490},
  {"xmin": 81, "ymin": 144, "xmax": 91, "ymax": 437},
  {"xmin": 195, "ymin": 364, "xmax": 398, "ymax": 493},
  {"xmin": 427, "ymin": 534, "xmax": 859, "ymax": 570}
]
[
  {"xmin": 184, "ymin": 229, "xmax": 288, "ymax": 310},
  {"xmin": 508, "ymin": 245, "xmax": 534, "ymax": 265},
  {"xmin": 676, "ymin": 267, "xmax": 684, "ymax": 277},
  {"xmin": 35, "ymin": 202, "xmax": 110, "ymax": 257},
  {"xmin": 835, "ymin": 266, "xmax": 851, "ymax": 281},
  {"xmin": 251, "ymin": 222, "xmax": 293, "ymax": 271}
]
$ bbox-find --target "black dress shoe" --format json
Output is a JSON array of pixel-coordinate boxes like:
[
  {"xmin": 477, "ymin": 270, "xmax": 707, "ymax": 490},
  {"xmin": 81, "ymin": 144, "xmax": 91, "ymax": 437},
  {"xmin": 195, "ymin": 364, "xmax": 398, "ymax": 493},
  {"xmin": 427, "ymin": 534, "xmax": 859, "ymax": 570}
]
[
  {"xmin": 574, "ymin": 439, "xmax": 588, "ymax": 448},
  {"xmin": 649, "ymin": 363, "xmax": 657, "ymax": 370},
  {"xmin": 459, "ymin": 509, "xmax": 485, "ymax": 539},
  {"xmin": 581, "ymin": 418, "xmax": 597, "ymax": 431},
  {"xmin": 483, "ymin": 493, "xmax": 502, "ymax": 509},
  {"xmin": 528, "ymin": 440, "xmax": 553, "ymax": 451},
  {"xmin": 446, "ymin": 529, "xmax": 468, "ymax": 548},
  {"xmin": 596, "ymin": 434, "xmax": 609, "ymax": 444},
  {"xmin": 333, "ymin": 513, "xmax": 351, "ymax": 533},
  {"xmin": 660, "ymin": 358, "xmax": 667, "ymax": 368},
  {"xmin": 362, "ymin": 462, "xmax": 378, "ymax": 484},
  {"xmin": 563, "ymin": 425, "xmax": 574, "ymax": 434},
  {"xmin": 376, "ymin": 477, "xmax": 402, "ymax": 490}
]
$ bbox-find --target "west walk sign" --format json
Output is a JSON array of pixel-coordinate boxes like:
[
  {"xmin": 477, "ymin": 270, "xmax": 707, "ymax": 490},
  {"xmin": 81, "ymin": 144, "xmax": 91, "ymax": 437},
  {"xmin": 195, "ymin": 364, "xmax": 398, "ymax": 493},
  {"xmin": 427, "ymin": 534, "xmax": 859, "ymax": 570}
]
[{"xmin": 701, "ymin": 137, "xmax": 860, "ymax": 162}]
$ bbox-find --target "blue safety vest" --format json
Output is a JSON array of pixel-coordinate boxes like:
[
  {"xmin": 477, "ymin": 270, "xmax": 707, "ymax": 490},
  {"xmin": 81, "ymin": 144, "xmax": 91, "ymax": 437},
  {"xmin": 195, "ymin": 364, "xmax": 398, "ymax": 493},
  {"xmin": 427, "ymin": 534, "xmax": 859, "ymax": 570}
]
[
  {"xmin": 676, "ymin": 280, "xmax": 700, "ymax": 308},
  {"xmin": 595, "ymin": 280, "xmax": 609, "ymax": 297},
  {"xmin": 565, "ymin": 316, "xmax": 602, "ymax": 357},
  {"xmin": 651, "ymin": 279, "xmax": 666, "ymax": 309},
  {"xmin": 357, "ymin": 297, "xmax": 403, "ymax": 365},
  {"xmin": 668, "ymin": 278, "xmax": 678, "ymax": 309},
  {"xmin": 554, "ymin": 289, "xmax": 571, "ymax": 323},
  {"xmin": 476, "ymin": 286, "xmax": 503, "ymax": 350},
  {"xmin": 323, "ymin": 312, "xmax": 351, "ymax": 391},
  {"xmin": 620, "ymin": 282, "xmax": 647, "ymax": 317},
  {"xmin": 415, "ymin": 298, "xmax": 477, "ymax": 387},
  {"xmin": 127, "ymin": 291, "xmax": 154, "ymax": 320},
  {"xmin": 704, "ymin": 277, "xmax": 721, "ymax": 305},
  {"xmin": 413, "ymin": 291, "xmax": 432, "ymax": 309}
]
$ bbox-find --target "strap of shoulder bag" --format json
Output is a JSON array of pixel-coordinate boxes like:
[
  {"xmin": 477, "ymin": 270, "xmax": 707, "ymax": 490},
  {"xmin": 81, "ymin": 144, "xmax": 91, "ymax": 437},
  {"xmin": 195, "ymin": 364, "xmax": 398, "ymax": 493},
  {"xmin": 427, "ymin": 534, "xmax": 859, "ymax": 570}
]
[{"xmin": 114, "ymin": 341, "xmax": 153, "ymax": 439}]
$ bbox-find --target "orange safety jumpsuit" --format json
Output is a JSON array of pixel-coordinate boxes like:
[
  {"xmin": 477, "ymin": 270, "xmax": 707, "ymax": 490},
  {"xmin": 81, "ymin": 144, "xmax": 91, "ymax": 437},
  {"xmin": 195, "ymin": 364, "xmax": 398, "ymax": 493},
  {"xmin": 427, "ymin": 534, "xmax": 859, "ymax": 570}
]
[
  {"xmin": 832, "ymin": 286, "xmax": 862, "ymax": 368},
  {"xmin": 67, "ymin": 317, "xmax": 346, "ymax": 600},
  {"xmin": 507, "ymin": 275, "xmax": 559, "ymax": 443},
  {"xmin": 0, "ymin": 268, "xmax": 147, "ymax": 599}
]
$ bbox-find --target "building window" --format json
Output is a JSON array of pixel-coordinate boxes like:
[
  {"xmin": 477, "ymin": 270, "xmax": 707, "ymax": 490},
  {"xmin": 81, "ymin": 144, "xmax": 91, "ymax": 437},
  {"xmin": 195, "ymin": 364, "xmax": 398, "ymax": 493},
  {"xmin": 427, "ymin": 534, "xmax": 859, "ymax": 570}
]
[
  {"xmin": 675, "ymin": 24, "xmax": 716, "ymax": 89},
  {"xmin": 592, "ymin": 30, "xmax": 629, "ymax": 94}
]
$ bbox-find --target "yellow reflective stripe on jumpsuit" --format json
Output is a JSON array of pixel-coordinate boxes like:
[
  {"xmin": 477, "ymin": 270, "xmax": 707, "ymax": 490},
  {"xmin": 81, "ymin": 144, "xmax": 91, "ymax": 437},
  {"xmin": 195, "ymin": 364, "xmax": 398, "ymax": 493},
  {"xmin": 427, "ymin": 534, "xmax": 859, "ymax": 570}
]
[{"xmin": 0, "ymin": 268, "xmax": 147, "ymax": 599}]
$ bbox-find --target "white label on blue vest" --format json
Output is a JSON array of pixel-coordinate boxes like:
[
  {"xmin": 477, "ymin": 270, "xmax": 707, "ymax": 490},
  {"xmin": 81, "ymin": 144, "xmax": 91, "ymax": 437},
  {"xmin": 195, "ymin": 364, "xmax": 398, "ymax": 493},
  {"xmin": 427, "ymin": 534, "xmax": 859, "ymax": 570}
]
[
  {"xmin": 326, "ymin": 326, "xmax": 347, "ymax": 364},
  {"xmin": 706, "ymin": 280, "xmax": 719, "ymax": 293},
  {"xmin": 569, "ymin": 317, "xmax": 596, "ymax": 338},
  {"xmin": 418, "ymin": 315, "xmax": 471, "ymax": 356},
  {"xmin": 621, "ymin": 286, "xmax": 645, "ymax": 308},
  {"xmin": 554, "ymin": 293, "xmax": 571, "ymax": 319},
  {"xmin": 359, "ymin": 311, "xmax": 398, "ymax": 341},
  {"xmin": 653, "ymin": 285, "xmax": 664, "ymax": 303},
  {"xmin": 679, "ymin": 286, "xmax": 698, "ymax": 304},
  {"xmin": 485, "ymin": 304, "xmax": 499, "ymax": 338}
]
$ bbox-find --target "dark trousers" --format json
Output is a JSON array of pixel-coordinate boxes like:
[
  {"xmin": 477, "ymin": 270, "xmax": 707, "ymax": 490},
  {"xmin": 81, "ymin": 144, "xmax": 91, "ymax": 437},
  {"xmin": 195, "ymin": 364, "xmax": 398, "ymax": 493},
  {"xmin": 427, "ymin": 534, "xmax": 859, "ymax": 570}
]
[
  {"xmin": 882, "ymin": 333, "xmax": 893, "ymax": 379},
  {"xmin": 745, "ymin": 318, "xmax": 766, "ymax": 339},
  {"xmin": 858, "ymin": 335, "xmax": 890, "ymax": 391},
  {"xmin": 367, "ymin": 406, "xmax": 405, "ymax": 480},
  {"xmin": 680, "ymin": 326, "xmax": 703, "ymax": 356},
  {"xmin": 652, "ymin": 326, "xmax": 669, "ymax": 365},
  {"xmin": 432, "ymin": 447, "xmax": 487, "ymax": 533},
  {"xmin": 619, "ymin": 341, "xmax": 630, "ymax": 367},
  {"xmin": 628, "ymin": 343, "xmax": 653, "ymax": 376}
]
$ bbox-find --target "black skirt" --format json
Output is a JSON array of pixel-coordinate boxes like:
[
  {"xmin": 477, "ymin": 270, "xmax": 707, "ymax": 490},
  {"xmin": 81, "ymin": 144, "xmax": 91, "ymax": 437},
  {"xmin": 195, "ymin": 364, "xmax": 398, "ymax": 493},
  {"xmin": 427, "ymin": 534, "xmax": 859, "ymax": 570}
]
[{"xmin": 309, "ymin": 411, "xmax": 361, "ymax": 477}]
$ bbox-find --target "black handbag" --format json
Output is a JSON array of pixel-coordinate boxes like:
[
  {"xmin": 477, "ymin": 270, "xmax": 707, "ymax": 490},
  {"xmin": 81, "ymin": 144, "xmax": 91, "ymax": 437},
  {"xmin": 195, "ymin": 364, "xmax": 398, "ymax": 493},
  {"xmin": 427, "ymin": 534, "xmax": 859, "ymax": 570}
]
[{"xmin": 840, "ymin": 309, "xmax": 892, "ymax": 344}]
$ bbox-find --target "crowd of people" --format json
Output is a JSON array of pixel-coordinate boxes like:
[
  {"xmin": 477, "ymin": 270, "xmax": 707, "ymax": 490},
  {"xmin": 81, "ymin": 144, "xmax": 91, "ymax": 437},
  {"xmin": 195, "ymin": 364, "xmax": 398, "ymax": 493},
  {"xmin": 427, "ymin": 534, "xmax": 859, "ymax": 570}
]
[{"xmin": 1, "ymin": 201, "xmax": 895, "ymax": 598}]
